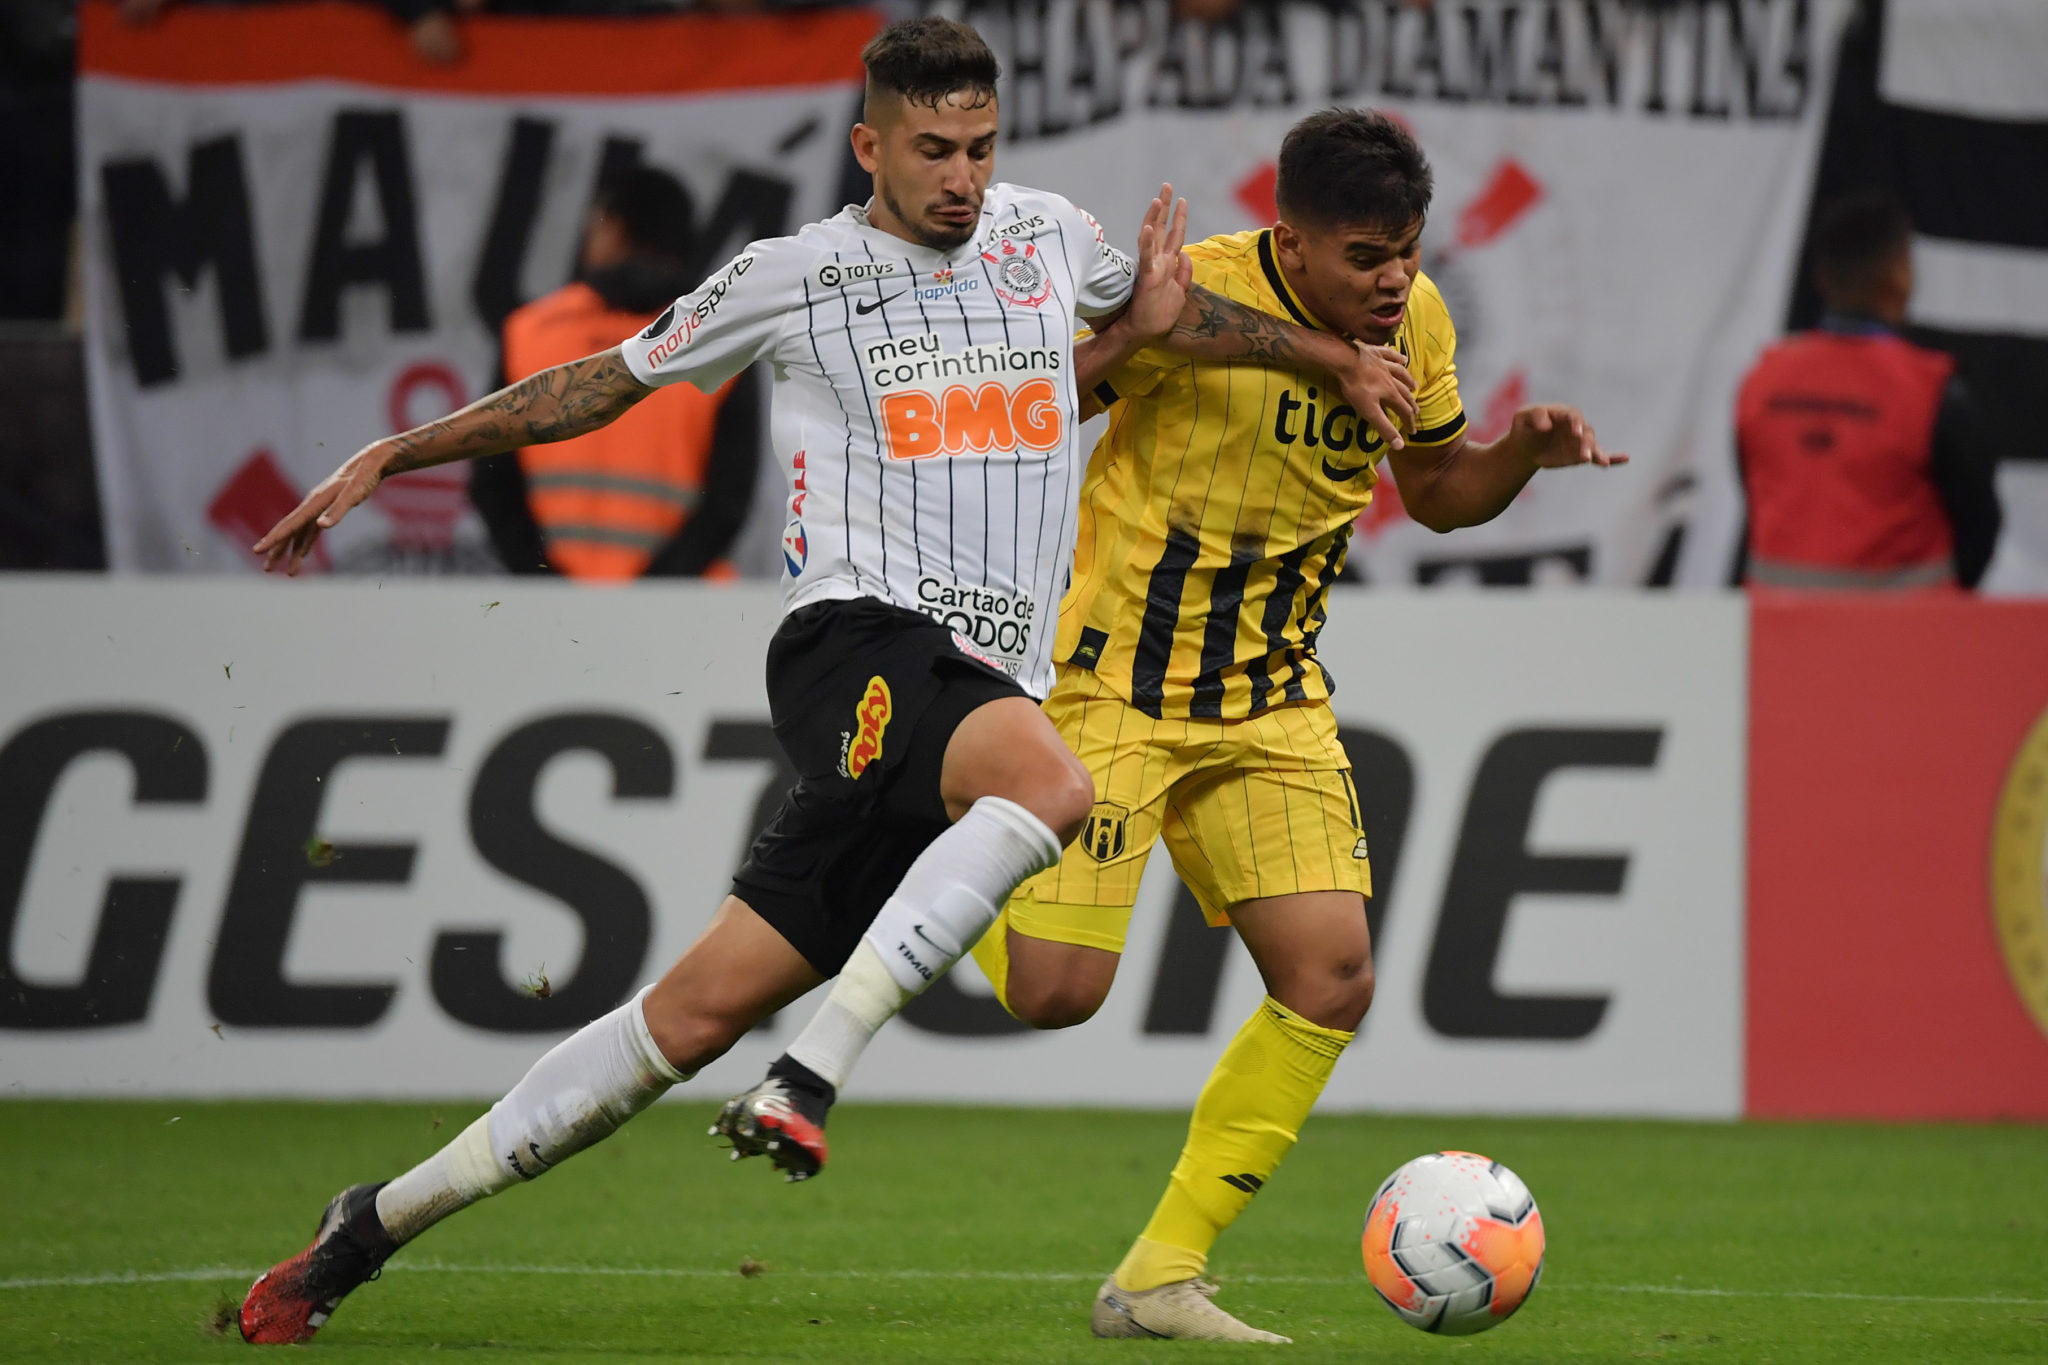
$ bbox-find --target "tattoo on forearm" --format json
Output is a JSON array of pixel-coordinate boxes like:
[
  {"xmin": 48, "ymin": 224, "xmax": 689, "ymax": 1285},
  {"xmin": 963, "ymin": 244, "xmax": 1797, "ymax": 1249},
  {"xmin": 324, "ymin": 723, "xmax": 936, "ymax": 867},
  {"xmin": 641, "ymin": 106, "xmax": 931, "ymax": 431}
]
[
  {"xmin": 383, "ymin": 349, "xmax": 649, "ymax": 474},
  {"xmin": 1169, "ymin": 285, "xmax": 1318, "ymax": 366}
]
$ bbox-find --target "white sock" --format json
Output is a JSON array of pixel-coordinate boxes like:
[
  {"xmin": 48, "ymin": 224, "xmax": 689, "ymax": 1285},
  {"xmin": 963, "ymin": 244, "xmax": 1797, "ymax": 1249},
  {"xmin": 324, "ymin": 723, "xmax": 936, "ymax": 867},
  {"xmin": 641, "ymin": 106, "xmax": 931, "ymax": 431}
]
[
  {"xmin": 784, "ymin": 797, "xmax": 1062, "ymax": 1089},
  {"xmin": 375, "ymin": 985, "xmax": 687, "ymax": 1244}
]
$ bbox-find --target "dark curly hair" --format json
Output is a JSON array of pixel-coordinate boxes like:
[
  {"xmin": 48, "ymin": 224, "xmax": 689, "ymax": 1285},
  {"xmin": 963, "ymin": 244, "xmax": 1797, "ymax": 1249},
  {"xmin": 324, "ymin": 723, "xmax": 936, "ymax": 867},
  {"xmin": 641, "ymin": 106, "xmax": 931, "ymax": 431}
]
[
  {"xmin": 862, "ymin": 18, "xmax": 1001, "ymax": 116},
  {"xmin": 1275, "ymin": 108, "xmax": 1433, "ymax": 232}
]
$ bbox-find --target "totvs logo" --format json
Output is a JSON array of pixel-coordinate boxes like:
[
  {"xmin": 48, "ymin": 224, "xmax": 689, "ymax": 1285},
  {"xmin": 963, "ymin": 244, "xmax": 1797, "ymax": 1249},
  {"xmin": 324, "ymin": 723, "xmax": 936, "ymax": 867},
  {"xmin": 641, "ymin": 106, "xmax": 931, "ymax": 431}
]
[{"xmin": 841, "ymin": 676, "xmax": 893, "ymax": 779}]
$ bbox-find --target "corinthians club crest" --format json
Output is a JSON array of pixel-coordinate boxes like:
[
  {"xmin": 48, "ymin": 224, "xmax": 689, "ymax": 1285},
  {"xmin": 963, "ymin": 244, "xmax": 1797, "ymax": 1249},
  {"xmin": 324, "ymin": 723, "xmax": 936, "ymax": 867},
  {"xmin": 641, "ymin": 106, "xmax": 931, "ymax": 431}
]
[{"xmin": 983, "ymin": 237, "xmax": 1051, "ymax": 308}]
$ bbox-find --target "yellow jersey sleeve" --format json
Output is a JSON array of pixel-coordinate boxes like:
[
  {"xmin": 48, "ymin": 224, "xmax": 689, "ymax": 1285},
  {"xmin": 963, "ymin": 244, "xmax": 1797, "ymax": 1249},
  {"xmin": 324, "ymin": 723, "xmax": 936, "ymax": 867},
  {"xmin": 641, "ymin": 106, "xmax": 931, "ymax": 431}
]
[{"xmin": 1406, "ymin": 273, "xmax": 1466, "ymax": 446}]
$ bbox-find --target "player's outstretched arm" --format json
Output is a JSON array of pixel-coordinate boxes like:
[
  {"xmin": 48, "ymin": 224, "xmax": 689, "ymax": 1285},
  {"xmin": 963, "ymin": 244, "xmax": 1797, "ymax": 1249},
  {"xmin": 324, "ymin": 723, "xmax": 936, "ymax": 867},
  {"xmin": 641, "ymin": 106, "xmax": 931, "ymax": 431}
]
[
  {"xmin": 1073, "ymin": 184, "xmax": 1414, "ymax": 445},
  {"xmin": 1165, "ymin": 287, "xmax": 1417, "ymax": 448},
  {"xmin": 1389, "ymin": 401, "xmax": 1628, "ymax": 534},
  {"xmin": 253, "ymin": 347, "xmax": 652, "ymax": 574}
]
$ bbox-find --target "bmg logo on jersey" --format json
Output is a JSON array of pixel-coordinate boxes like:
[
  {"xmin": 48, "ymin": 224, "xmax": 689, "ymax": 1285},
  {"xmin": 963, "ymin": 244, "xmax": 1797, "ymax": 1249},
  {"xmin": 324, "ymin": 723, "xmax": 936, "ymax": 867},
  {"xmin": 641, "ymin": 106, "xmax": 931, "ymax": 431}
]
[
  {"xmin": 864, "ymin": 333, "xmax": 1068, "ymax": 462},
  {"xmin": 839, "ymin": 676, "xmax": 894, "ymax": 779}
]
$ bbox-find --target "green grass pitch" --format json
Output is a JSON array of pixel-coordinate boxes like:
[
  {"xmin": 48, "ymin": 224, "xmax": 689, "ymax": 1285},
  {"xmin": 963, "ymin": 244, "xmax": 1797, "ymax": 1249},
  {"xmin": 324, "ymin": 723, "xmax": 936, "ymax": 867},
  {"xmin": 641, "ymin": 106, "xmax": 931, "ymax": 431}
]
[{"xmin": 4, "ymin": 1100, "xmax": 2045, "ymax": 1363}]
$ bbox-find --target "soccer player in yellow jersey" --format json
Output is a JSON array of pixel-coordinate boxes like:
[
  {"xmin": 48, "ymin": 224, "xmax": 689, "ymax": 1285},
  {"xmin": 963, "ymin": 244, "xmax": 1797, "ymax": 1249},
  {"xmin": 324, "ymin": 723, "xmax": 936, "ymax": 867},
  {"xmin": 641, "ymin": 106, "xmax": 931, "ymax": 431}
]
[{"xmin": 973, "ymin": 108, "xmax": 1626, "ymax": 1342}]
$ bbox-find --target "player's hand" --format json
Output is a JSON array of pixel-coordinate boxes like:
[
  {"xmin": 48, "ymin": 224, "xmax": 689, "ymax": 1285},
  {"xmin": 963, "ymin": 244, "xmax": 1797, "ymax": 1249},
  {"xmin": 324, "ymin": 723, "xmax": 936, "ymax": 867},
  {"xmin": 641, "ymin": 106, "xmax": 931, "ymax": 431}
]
[
  {"xmin": 1123, "ymin": 183, "xmax": 1192, "ymax": 344},
  {"xmin": 1336, "ymin": 340, "xmax": 1418, "ymax": 451},
  {"xmin": 252, "ymin": 440, "xmax": 392, "ymax": 575},
  {"xmin": 1510, "ymin": 405, "xmax": 1629, "ymax": 470}
]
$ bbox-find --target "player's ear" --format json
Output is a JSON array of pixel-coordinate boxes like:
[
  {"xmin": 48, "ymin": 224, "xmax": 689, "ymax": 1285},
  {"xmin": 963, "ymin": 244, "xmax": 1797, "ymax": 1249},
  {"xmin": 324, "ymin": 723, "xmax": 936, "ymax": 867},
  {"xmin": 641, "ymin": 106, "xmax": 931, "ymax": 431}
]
[
  {"xmin": 1272, "ymin": 220, "xmax": 1307, "ymax": 272},
  {"xmin": 850, "ymin": 122, "xmax": 882, "ymax": 175}
]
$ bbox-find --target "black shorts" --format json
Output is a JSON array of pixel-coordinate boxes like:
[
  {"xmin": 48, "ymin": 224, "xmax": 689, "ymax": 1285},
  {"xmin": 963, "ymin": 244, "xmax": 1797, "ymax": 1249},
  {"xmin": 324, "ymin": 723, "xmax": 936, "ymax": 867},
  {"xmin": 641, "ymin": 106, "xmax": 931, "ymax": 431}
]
[{"xmin": 732, "ymin": 595, "xmax": 1029, "ymax": 976}]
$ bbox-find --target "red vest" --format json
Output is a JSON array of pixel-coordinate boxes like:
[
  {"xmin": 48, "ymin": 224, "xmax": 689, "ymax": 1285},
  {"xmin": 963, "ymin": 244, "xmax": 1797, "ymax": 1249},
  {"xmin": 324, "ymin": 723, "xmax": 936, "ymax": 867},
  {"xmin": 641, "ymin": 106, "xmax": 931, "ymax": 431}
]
[
  {"xmin": 1735, "ymin": 329, "xmax": 1957, "ymax": 590},
  {"xmin": 503, "ymin": 283, "xmax": 734, "ymax": 580}
]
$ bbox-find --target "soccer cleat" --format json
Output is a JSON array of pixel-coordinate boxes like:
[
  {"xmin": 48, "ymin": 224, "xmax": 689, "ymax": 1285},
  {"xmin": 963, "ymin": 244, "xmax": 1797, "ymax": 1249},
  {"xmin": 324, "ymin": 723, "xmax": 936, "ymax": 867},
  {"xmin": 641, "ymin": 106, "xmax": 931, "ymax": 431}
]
[
  {"xmin": 711, "ymin": 1074, "xmax": 831, "ymax": 1183},
  {"xmin": 1090, "ymin": 1275, "xmax": 1292, "ymax": 1343},
  {"xmin": 239, "ymin": 1182, "xmax": 398, "ymax": 1345}
]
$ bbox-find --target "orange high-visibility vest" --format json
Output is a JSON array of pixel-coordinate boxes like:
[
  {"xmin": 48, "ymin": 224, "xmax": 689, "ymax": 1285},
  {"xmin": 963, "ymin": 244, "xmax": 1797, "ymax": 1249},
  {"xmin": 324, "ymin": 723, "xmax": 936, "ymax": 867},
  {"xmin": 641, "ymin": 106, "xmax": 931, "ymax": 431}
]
[
  {"xmin": 503, "ymin": 282, "xmax": 733, "ymax": 580},
  {"xmin": 1735, "ymin": 330, "xmax": 1957, "ymax": 590}
]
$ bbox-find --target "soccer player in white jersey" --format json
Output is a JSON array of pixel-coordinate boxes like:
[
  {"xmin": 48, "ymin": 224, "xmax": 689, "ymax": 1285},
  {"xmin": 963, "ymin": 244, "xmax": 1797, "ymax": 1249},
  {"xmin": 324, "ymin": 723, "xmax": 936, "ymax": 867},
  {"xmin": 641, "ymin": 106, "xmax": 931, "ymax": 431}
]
[{"xmin": 234, "ymin": 18, "xmax": 1416, "ymax": 1346}]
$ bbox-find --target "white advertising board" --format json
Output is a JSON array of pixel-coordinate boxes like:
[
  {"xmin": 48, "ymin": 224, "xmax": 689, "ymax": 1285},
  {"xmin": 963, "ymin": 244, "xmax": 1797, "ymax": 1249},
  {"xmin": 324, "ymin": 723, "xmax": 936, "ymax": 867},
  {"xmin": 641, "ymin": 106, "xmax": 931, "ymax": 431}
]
[{"xmin": 0, "ymin": 581, "xmax": 1743, "ymax": 1117}]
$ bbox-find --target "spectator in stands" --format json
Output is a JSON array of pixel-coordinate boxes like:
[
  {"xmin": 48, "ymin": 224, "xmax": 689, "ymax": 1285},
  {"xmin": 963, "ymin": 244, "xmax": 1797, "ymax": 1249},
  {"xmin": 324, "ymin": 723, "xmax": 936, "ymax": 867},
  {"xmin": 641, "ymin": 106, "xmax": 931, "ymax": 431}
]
[
  {"xmin": 469, "ymin": 167, "xmax": 758, "ymax": 579},
  {"xmin": 1735, "ymin": 193, "xmax": 2003, "ymax": 591}
]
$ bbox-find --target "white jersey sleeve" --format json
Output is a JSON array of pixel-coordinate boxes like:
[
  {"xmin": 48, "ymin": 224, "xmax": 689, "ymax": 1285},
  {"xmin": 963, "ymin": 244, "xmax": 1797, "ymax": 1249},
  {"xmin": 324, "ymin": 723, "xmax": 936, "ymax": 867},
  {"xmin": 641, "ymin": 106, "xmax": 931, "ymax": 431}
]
[
  {"xmin": 619, "ymin": 246, "xmax": 796, "ymax": 392},
  {"xmin": 1057, "ymin": 197, "xmax": 1137, "ymax": 319}
]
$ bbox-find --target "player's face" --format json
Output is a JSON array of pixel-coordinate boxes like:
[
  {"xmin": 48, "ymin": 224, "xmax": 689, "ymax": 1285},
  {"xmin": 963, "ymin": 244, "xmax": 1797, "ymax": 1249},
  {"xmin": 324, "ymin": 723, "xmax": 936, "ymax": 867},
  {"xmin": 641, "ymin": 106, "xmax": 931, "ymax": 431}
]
[
  {"xmin": 1275, "ymin": 216, "xmax": 1424, "ymax": 344},
  {"xmin": 853, "ymin": 91, "xmax": 999, "ymax": 252}
]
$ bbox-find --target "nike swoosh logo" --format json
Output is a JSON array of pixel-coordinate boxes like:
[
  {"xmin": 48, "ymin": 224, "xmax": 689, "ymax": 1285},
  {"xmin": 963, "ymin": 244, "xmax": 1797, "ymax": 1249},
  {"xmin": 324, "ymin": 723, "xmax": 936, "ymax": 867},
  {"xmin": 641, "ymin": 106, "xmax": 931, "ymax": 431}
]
[
  {"xmin": 1321, "ymin": 458, "xmax": 1373, "ymax": 481},
  {"xmin": 911, "ymin": 924, "xmax": 945, "ymax": 951},
  {"xmin": 855, "ymin": 293, "xmax": 901, "ymax": 315}
]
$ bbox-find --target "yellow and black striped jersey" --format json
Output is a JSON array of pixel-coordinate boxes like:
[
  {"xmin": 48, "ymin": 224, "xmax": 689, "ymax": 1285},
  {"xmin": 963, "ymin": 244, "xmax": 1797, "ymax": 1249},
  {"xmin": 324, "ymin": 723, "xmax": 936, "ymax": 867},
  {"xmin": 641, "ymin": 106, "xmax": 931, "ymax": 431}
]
[{"xmin": 1056, "ymin": 228, "xmax": 1465, "ymax": 720}]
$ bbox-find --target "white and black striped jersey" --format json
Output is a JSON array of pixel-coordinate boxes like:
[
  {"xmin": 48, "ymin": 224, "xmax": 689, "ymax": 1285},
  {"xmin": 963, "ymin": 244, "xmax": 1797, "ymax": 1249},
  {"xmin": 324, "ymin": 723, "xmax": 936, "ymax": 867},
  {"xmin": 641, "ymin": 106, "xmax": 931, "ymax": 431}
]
[{"xmin": 619, "ymin": 184, "xmax": 1134, "ymax": 697}]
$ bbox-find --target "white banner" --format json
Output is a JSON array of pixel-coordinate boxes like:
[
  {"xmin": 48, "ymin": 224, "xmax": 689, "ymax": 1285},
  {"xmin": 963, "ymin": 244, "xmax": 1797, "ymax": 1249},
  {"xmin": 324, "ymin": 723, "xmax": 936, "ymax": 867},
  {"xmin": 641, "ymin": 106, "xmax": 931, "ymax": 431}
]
[
  {"xmin": 937, "ymin": 0, "xmax": 1849, "ymax": 588},
  {"xmin": 78, "ymin": 2, "xmax": 874, "ymax": 574},
  {"xmin": 0, "ymin": 582, "xmax": 1745, "ymax": 1116}
]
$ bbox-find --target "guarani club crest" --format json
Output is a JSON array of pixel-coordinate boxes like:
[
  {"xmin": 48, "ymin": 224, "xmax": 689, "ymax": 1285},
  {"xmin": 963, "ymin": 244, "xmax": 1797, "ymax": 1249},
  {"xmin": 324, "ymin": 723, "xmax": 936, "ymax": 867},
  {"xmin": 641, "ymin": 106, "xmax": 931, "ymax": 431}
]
[
  {"xmin": 1081, "ymin": 803, "xmax": 1129, "ymax": 862},
  {"xmin": 984, "ymin": 238, "xmax": 1052, "ymax": 308}
]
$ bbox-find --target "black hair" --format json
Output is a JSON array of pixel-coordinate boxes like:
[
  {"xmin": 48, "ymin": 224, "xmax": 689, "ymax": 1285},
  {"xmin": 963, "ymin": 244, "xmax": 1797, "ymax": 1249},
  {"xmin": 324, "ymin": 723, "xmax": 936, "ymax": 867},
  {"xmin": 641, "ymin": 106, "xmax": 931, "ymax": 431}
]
[
  {"xmin": 592, "ymin": 166, "xmax": 693, "ymax": 264},
  {"xmin": 1809, "ymin": 191, "xmax": 1912, "ymax": 297},
  {"xmin": 1275, "ymin": 108, "xmax": 1433, "ymax": 233},
  {"xmin": 861, "ymin": 17, "xmax": 1001, "ymax": 114}
]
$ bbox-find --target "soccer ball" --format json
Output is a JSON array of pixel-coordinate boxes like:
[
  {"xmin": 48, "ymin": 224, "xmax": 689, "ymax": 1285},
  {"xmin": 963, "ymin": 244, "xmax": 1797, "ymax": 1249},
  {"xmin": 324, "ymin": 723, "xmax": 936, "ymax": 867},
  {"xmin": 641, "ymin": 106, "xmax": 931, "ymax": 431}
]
[{"xmin": 1361, "ymin": 1150, "xmax": 1545, "ymax": 1335}]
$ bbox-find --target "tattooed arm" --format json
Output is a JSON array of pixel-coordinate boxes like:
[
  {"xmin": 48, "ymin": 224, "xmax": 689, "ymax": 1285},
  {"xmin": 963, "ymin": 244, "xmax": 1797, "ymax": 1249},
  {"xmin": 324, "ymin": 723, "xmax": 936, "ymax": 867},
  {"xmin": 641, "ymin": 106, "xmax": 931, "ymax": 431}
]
[
  {"xmin": 1078, "ymin": 285, "xmax": 1419, "ymax": 449},
  {"xmin": 254, "ymin": 347, "xmax": 651, "ymax": 574}
]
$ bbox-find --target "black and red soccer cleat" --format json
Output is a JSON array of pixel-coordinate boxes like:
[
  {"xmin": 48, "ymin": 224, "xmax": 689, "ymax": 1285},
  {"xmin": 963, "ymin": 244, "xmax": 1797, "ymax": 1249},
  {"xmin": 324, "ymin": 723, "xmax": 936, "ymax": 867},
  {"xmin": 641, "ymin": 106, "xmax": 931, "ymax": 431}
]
[
  {"xmin": 711, "ymin": 1057, "xmax": 834, "ymax": 1182},
  {"xmin": 239, "ymin": 1182, "xmax": 398, "ymax": 1344}
]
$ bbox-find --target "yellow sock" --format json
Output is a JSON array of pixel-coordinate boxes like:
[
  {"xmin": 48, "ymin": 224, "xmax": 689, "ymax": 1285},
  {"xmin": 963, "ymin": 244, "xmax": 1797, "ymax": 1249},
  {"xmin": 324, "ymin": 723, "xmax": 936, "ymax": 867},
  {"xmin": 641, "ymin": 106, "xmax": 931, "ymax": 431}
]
[
  {"xmin": 969, "ymin": 904, "xmax": 1018, "ymax": 1017},
  {"xmin": 1114, "ymin": 996, "xmax": 1352, "ymax": 1292}
]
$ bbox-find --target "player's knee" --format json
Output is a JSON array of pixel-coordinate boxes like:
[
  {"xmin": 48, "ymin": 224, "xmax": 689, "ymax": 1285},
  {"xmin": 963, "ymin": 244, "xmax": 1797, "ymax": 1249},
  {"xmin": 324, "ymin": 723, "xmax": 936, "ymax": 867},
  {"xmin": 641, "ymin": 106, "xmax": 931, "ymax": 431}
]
[
  {"xmin": 642, "ymin": 990, "xmax": 747, "ymax": 1074},
  {"xmin": 1035, "ymin": 752, "xmax": 1096, "ymax": 845},
  {"xmin": 1003, "ymin": 972, "xmax": 1108, "ymax": 1030},
  {"xmin": 1281, "ymin": 952, "xmax": 1376, "ymax": 1034}
]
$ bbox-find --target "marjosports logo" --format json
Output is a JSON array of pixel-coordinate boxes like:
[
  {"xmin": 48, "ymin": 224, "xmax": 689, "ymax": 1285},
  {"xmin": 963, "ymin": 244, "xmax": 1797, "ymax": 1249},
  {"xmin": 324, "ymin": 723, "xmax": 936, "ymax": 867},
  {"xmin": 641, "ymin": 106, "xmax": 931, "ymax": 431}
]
[
  {"xmin": 1993, "ymin": 700, "xmax": 2048, "ymax": 1043},
  {"xmin": 984, "ymin": 238, "xmax": 1052, "ymax": 308},
  {"xmin": 917, "ymin": 576, "xmax": 1035, "ymax": 671},
  {"xmin": 643, "ymin": 255, "xmax": 754, "ymax": 366},
  {"xmin": 839, "ymin": 676, "xmax": 893, "ymax": 779}
]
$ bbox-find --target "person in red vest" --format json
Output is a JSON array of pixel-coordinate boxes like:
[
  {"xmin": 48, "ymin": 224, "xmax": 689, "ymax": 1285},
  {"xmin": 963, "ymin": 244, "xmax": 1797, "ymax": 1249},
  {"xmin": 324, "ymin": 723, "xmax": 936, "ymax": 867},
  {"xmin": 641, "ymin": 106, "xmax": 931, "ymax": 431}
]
[
  {"xmin": 470, "ymin": 167, "xmax": 758, "ymax": 579},
  {"xmin": 1735, "ymin": 193, "xmax": 2002, "ymax": 590}
]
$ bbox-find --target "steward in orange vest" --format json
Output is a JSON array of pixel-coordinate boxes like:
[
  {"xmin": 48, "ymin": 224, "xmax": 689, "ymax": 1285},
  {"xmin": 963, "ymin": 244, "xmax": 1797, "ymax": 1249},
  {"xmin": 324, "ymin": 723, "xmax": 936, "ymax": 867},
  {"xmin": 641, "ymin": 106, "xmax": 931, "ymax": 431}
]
[
  {"xmin": 470, "ymin": 168, "xmax": 758, "ymax": 579},
  {"xmin": 1736, "ymin": 194, "xmax": 2001, "ymax": 590}
]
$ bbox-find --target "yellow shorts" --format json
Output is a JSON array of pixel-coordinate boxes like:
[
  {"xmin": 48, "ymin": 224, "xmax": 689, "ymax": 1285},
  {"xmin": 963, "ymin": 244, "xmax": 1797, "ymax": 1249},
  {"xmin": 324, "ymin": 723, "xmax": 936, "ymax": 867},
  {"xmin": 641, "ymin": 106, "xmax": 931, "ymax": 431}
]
[{"xmin": 1010, "ymin": 665, "xmax": 1371, "ymax": 954}]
